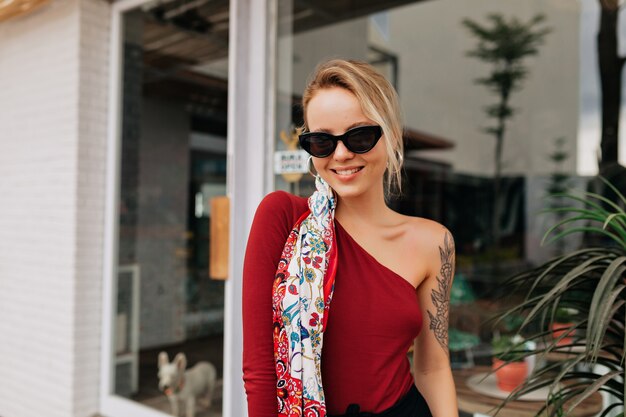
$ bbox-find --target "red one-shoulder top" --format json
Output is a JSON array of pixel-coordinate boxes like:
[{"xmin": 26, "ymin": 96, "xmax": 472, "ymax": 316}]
[{"xmin": 242, "ymin": 191, "xmax": 422, "ymax": 416}]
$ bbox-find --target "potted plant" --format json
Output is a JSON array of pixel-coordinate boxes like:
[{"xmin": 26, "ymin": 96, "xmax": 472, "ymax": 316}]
[
  {"xmin": 492, "ymin": 334, "xmax": 529, "ymax": 392},
  {"xmin": 494, "ymin": 177, "xmax": 625, "ymax": 415},
  {"xmin": 551, "ymin": 307, "xmax": 578, "ymax": 346}
]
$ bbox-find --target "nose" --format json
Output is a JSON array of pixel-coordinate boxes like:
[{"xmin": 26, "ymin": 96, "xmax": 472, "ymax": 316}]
[{"xmin": 333, "ymin": 140, "xmax": 354, "ymax": 161}]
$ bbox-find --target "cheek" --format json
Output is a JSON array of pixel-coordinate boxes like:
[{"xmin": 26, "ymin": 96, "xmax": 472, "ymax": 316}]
[
  {"xmin": 312, "ymin": 158, "xmax": 324, "ymax": 173},
  {"xmin": 312, "ymin": 158, "xmax": 334, "ymax": 182},
  {"xmin": 369, "ymin": 145, "xmax": 389, "ymax": 168}
]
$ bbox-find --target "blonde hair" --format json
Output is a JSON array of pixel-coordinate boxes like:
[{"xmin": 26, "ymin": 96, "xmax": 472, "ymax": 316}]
[{"xmin": 302, "ymin": 59, "xmax": 404, "ymax": 195}]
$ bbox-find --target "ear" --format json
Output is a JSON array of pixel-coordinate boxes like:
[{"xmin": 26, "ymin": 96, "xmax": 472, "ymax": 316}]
[
  {"xmin": 174, "ymin": 353, "xmax": 187, "ymax": 371},
  {"xmin": 158, "ymin": 351, "xmax": 169, "ymax": 367}
]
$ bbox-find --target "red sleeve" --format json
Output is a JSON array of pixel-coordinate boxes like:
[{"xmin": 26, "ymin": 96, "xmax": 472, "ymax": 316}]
[{"xmin": 242, "ymin": 191, "xmax": 306, "ymax": 417}]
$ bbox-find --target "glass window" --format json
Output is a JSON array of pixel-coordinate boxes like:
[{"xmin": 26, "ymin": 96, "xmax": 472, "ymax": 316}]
[
  {"xmin": 273, "ymin": 0, "xmax": 594, "ymax": 402},
  {"xmin": 114, "ymin": 2, "xmax": 229, "ymax": 415}
]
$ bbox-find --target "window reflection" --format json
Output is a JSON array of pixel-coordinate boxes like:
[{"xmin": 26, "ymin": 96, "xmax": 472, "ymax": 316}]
[
  {"xmin": 275, "ymin": 0, "xmax": 584, "ymax": 372},
  {"xmin": 115, "ymin": 2, "xmax": 229, "ymax": 415}
]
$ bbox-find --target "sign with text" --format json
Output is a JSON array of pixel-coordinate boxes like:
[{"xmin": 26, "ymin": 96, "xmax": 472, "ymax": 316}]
[{"xmin": 274, "ymin": 150, "xmax": 309, "ymax": 175}]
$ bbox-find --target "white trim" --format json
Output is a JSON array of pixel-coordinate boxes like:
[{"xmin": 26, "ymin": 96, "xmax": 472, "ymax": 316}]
[
  {"xmin": 102, "ymin": 396, "xmax": 173, "ymax": 417},
  {"xmin": 223, "ymin": 0, "xmax": 276, "ymax": 416},
  {"xmin": 114, "ymin": 264, "xmax": 141, "ymax": 393},
  {"xmin": 112, "ymin": 0, "xmax": 152, "ymax": 14},
  {"xmin": 577, "ymin": 0, "xmax": 601, "ymax": 176},
  {"xmin": 100, "ymin": 0, "xmax": 124, "ymax": 409},
  {"xmin": 265, "ymin": 0, "xmax": 278, "ymax": 192},
  {"xmin": 100, "ymin": 1, "xmax": 169, "ymax": 417}
]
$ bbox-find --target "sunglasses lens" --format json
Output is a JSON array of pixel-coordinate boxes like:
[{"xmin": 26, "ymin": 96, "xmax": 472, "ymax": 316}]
[
  {"xmin": 300, "ymin": 126, "xmax": 381, "ymax": 157},
  {"xmin": 304, "ymin": 134, "xmax": 335, "ymax": 157},
  {"xmin": 346, "ymin": 128, "xmax": 379, "ymax": 153}
]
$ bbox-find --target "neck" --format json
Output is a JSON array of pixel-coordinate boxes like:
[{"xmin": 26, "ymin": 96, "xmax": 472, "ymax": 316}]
[{"xmin": 334, "ymin": 182, "xmax": 392, "ymax": 227}]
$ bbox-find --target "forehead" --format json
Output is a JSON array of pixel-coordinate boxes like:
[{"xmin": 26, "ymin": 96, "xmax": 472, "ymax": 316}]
[
  {"xmin": 306, "ymin": 87, "xmax": 371, "ymax": 133},
  {"xmin": 159, "ymin": 363, "xmax": 177, "ymax": 373}
]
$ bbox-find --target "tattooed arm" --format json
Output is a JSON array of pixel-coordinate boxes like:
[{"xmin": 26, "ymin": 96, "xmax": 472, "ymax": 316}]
[{"xmin": 413, "ymin": 226, "xmax": 459, "ymax": 417}]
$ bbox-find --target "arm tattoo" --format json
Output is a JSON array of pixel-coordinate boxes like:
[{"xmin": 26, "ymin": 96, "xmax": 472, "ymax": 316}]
[{"xmin": 427, "ymin": 231, "xmax": 455, "ymax": 354}]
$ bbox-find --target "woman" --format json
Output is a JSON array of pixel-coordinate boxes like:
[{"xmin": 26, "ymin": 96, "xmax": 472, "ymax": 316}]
[{"xmin": 243, "ymin": 59, "xmax": 458, "ymax": 417}]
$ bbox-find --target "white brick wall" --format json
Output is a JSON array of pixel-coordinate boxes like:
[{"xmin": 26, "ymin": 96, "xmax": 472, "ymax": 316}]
[
  {"xmin": 0, "ymin": 0, "xmax": 110, "ymax": 415},
  {"xmin": 74, "ymin": 0, "xmax": 109, "ymax": 415},
  {"xmin": 0, "ymin": 2, "xmax": 80, "ymax": 416}
]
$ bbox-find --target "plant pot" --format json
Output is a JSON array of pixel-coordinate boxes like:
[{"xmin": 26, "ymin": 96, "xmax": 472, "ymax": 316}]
[
  {"xmin": 492, "ymin": 358, "xmax": 528, "ymax": 392},
  {"xmin": 551, "ymin": 322, "xmax": 574, "ymax": 346}
]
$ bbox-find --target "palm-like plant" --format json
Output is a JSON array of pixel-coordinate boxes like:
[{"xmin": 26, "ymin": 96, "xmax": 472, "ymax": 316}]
[{"xmin": 495, "ymin": 177, "xmax": 625, "ymax": 416}]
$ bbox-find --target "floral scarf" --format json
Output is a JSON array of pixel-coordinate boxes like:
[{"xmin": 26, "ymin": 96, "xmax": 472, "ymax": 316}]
[{"xmin": 272, "ymin": 176, "xmax": 338, "ymax": 417}]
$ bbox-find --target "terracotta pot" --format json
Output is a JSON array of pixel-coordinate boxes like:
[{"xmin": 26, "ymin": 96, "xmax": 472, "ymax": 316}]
[
  {"xmin": 492, "ymin": 358, "xmax": 528, "ymax": 392},
  {"xmin": 551, "ymin": 322, "xmax": 574, "ymax": 346}
]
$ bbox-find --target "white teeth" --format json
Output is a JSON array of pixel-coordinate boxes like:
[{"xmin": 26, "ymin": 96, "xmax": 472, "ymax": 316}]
[{"xmin": 335, "ymin": 168, "xmax": 361, "ymax": 175}]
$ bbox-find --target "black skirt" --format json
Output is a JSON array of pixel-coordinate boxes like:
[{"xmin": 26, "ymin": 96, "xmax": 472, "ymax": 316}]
[{"xmin": 328, "ymin": 385, "xmax": 433, "ymax": 417}]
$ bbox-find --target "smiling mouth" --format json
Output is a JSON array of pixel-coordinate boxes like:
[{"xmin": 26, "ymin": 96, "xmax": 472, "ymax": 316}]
[{"xmin": 332, "ymin": 167, "xmax": 363, "ymax": 176}]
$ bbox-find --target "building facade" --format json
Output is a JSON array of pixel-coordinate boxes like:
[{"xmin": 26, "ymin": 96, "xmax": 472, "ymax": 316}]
[{"xmin": 0, "ymin": 0, "xmax": 622, "ymax": 416}]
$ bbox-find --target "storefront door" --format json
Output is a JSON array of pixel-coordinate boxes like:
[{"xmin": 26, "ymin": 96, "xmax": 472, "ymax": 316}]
[{"xmin": 101, "ymin": 1, "xmax": 272, "ymax": 416}]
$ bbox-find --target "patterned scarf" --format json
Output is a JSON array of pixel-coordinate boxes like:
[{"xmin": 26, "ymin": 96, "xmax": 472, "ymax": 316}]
[{"xmin": 272, "ymin": 176, "xmax": 338, "ymax": 417}]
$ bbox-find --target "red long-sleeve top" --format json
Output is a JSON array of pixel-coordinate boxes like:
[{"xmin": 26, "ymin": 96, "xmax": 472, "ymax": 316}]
[{"xmin": 242, "ymin": 191, "xmax": 423, "ymax": 416}]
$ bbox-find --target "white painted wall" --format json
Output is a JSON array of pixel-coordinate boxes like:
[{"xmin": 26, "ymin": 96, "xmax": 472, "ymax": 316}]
[
  {"xmin": 75, "ymin": 0, "xmax": 110, "ymax": 413},
  {"xmin": 0, "ymin": 0, "xmax": 109, "ymax": 415},
  {"xmin": 374, "ymin": 0, "xmax": 580, "ymax": 177},
  {"xmin": 279, "ymin": 0, "xmax": 580, "ymax": 178}
]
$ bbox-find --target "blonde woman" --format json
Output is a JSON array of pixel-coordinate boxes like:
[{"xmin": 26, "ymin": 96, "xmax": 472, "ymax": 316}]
[{"xmin": 243, "ymin": 59, "xmax": 458, "ymax": 417}]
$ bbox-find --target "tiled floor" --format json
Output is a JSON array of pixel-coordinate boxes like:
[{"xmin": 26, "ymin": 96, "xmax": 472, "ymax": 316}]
[
  {"xmin": 121, "ymin": 333, "xmax": 225, "ymax": 417},
  {"xmin": 141, "ymin": 388, "xmax": 223, "ymax": 417}
]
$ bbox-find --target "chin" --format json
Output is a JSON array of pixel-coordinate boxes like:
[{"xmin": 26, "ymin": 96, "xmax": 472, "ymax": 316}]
[
  {"xmin": 324, "ymin": 182, "xmax": 367, "ymax": 200},
  {"xmin": 332, "ymin": 190, "xmax": 359, "ymax": 200},
  {"xmin": 319, "ymin": 171, "xmax": 385, "ymax": 201}
]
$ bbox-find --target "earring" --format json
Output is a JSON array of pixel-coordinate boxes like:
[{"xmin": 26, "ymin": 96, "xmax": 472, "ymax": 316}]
[{"xmin": 307, "ymin": 155, "xmax": 319, "ymax": 178}]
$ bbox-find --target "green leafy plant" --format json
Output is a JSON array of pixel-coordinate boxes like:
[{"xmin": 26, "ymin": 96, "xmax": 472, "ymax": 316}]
[
  {"xmin": 554, "ymin": 307, "xmax": 578, "ymax": 323},
  {"xmin": 546, "ymin": 137, "xmax": 572, "ymax": 257},
  {"xmin": 463, "ymin": 14, "xmax": 550, "ymax": 256},
  {"xmin": 492, "ymin": 334, "xmax": 528, "ymax": 363},
  {"xmin": 494, "ymin": 177, "xmax": 625, "ymax": 416}
]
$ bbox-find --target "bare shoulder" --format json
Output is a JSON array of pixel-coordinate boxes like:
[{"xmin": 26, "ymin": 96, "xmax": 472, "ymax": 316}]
[
  {"xmin": 401, "ymin": 216, "xmax": 453, "ymax": 249},
  {"xmin": 399, "ymin": 215, "xmax": 455, "ymax": 276}
]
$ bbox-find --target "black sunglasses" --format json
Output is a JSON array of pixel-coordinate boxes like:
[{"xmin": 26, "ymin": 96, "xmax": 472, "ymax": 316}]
[{"xmin": 299, "ymin": 125, "xmax": 383, "ymax": 158}]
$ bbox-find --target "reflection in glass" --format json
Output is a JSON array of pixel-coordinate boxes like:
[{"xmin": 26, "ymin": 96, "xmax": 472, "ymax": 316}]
[
  {"xmin": 114, "ymin": 2, "xmax": 229, "ymax": 415},
  {"xmin": 274, "ymin": 0, "xmax": 585, "ymax": 373}
]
